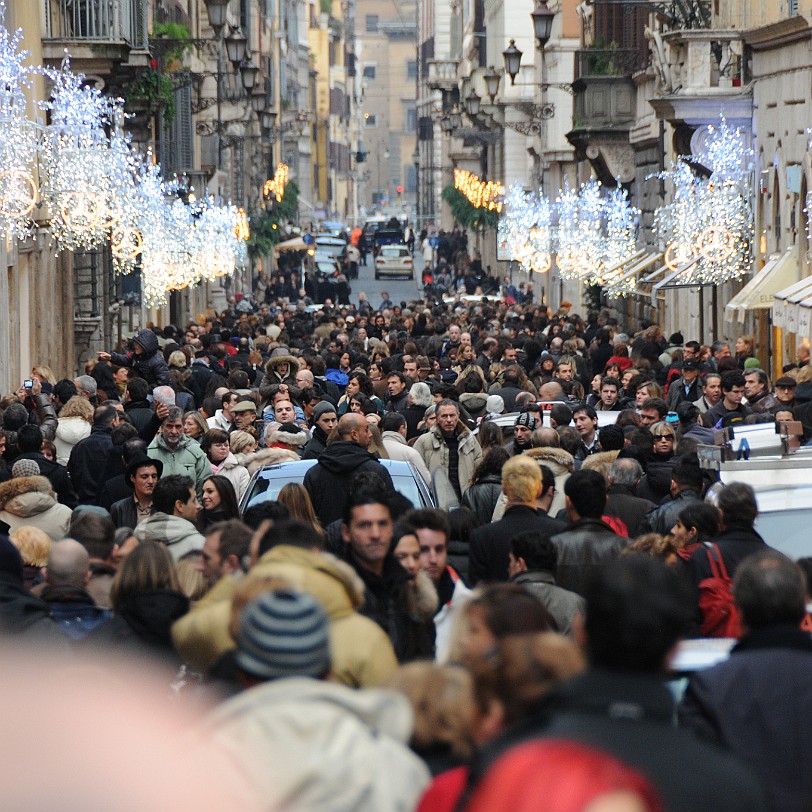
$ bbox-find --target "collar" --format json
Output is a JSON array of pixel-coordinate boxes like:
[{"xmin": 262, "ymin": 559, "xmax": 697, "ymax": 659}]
[{"xmin": 732, "ymin": 624, "xmax": 812, "ymax": 655}]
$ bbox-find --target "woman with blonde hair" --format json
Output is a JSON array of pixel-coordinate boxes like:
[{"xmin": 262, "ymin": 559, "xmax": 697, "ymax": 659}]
[
  {"xmin": 277, "ymin": 483, "xmax": 323, "ymax": 535},
  {"xmin": 9, "ymin": 526, "xmax": 51, "ymax": 589},
  {"xmin": 54, "ymin": 395, "xmax": 94, "ymax": 466},
  {"xmin": 228, "ymin": 429, "xmax": 258, "ymax": 456},
  {"xmin": 31, "ymin": 365, "xmax": 56, "ymax": 387}
]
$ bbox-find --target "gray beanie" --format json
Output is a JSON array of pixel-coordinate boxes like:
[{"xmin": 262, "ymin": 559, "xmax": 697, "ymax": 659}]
[
  {"xmin": 11, "ymin": 459, "xmax": 40, "ymax": 479},
  {"xmin": 236, "ymin": 589, "xmax": 331, "ymax": 681},
  {"xmin": 486, "ymin": 395, "xmax": 504, "ymax": 415},
  {"xmin": 312, "ymin": 401, "xmax": 337, "ymax": 422}
]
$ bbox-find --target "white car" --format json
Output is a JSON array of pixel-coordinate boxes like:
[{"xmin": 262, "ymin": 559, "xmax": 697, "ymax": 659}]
[{"xmin": 375, "ymin": 245, "xmax": 413, "ymax": 280}]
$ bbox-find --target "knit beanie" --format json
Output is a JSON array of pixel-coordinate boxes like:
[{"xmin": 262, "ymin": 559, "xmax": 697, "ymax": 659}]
[
  {"xmin": 11, "ymin": 459, "xmax": 40, "ymax": 479},
  {"xmin": 312, "ymin": 401, "xmax": 337, "ymax": 422},
  {"xmin": 515, "ymin": 412, "xmax": 538, "ymax": 430},
  {"xmin": 236, "ymin": 589, "xmax": 331, "ymax": 680},
  {"xmin": 486, "ymin": 395, "xmax": 505, "ymax": 415}
]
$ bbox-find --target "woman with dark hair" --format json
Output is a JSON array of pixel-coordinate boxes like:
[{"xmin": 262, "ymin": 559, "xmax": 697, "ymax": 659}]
[
  {"xmin": 337, "ymin": 370, "xmax": 384, "ymax": 416},
  {"xmin": 476, "ymin": 420, "xmax": 504, "ymax": 453},
  {"xmin": 200, "ymin": 429, "xmax": 250, "ymax": 501},
  {"xmin": 198, "ymin": 475, "xmax": 241, "ymax": 530},
  {"xmin": 168, "ymin": 368, "xmax": 195, "ymax": 412},
  {"xmin": 84, "ymin": 541, "xmax": 189, "ymax": 665},
  {"xmin": 462, "ymin": 447, "xmax": 509, "ymax": 525},
  {"xmin": 672, "ymin": 501, "xmax": 720, "ymax": 562}
]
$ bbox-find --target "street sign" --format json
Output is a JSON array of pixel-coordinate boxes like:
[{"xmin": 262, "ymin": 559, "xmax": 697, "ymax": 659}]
[
  {"xmin": 302, "ymin": 233, "xmax": 314, "ymax": 245},
  {"xmin": 429, "ymin": 236, "xmax": 439, "ymax": 249}
]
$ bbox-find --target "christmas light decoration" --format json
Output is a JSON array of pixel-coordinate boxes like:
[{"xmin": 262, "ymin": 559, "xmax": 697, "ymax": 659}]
[
  {"xmin": 454, "ymin": 169, "xmax": 504, "ymax": 212},
  {"xmin": 263, "ymin": 163, "xmax": 289, "ymax": 203},
  {"xmin": 0, "ymin": 2, "xmax": 40, "ymax": 237},
  {"xmin": 595, "ymin": 186, "xmax": 640, "ymax": 294}
]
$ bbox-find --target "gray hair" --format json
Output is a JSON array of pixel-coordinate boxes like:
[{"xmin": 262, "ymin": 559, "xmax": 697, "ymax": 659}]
[
  {"xmin": 153, "ymin": 385, "xmax": 176, "ymax": 407},
  {"xmin": 409, "ymin": 382, "xmax": 433, "ymax": 408},
  {"xmin": 164, "ymin": 406, "xmax": 184, "ymax": 424},
  {"xmin": 609, "ymin": 457, "xmax": 643, "ymax": 486},
  {"xmin": 46, "ymin": 539, "xmax": 89, "ymax": 589},
  {"xmin": 75, "ymin": 375, "xmax": 97, "ymax": 397}
]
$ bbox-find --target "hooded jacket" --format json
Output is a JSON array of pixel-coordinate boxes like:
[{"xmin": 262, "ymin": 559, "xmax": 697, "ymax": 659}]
[
  {"xmin": 458, "ymin": 393, "xmax": 488, "ymax": 423},
  {"xmin": 0, "ymin": 476, "xmax": 72, "ymax": 541},
  {"xmin": 303, "ymin": 441, "xmax": 394, "ymax": 527},
  {"xmin": 172, "ymin": 546, "xmax": 399, "ymax": 687},
  {"xmin": 260, "ymin": 346, "xmax": 300, "ymax": 391},
  {"xmin": 133, "ymin": 513, "xmax": 205, "ymax": 562},
  {"xmin": 210, "ymin": 452, "xmax": 251, "ymax": 502},
  {"xmin": 16, "ymin": 452, "xmax": 77, "ymax": 508},
  {"xmin": 413, "ymin": 423, "xmax": 483, "ymax": 497},
  {"xmin": 195, "ymin": 678, "xmax": 430, "ymax": 812},
  {"xmin": 109, "ymin": 328, "xmax": 171, "ymax": 387},
  {"xmin": 67, "ymin": 424, "xmax": 122, "ymax": 506},
  {"xmin": 54, "ymin": 415, "xmax": 91, "ymax": 466}
]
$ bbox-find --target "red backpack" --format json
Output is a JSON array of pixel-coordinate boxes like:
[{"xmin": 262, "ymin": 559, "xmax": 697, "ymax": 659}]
[{"xmin": 698, "ymin": 543, "xmax": 742, "ymax": 638}]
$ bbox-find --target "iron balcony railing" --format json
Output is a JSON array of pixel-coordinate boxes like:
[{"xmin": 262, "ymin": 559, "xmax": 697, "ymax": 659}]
[
  {"xmin": 43, "ymin": 0, "xmax": 148, "ymax": 50},
  {"xmin": 575, "ymin": 48, "xmax": 643, "ymax": 80}
]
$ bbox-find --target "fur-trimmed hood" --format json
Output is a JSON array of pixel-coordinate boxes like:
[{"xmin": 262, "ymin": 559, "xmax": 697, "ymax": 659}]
[
  {"xmin": 235, "ymin": 446, "xmax": 300, "ymax": 475},
  {"xmin": 0, "ymin": 475, "xmax": 55, "ymax": 511},
  {"xmin": 264, "ymin": 346, "xmax": 300, "ymax": 377},
  {"xmin": 581, "ymin": 449, "xmax": 620, "ymax": 480},
  {"xmin": 459, "ymin": 393, "xmax": 488, "ymax": 415},
  {"xmin": 409, "ymin": 570, "xmax": 439, "ymax": 621},
  {"xmin": 265, "ymin": 426, "xmax": 309, "ymax": 448},
  {"xmin": 524, "ymin": 446, "xmax": 576, "ymax": 475}
]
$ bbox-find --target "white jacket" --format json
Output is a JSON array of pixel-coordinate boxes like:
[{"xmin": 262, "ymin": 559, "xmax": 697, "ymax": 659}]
[
  {"xmin": 54, "ymin": 417, "xmax": 91, "ymax": 466},
  {"xmin": 210, "ymin": 453, "xmax": 251, "ymax": 502},
  {"xmin": 381, "ymin": 431, "xmax": 431, "ymax": 486},
  {"xmin": 196, "ymin": 677, "xmax": 430, "ymax": 812}
]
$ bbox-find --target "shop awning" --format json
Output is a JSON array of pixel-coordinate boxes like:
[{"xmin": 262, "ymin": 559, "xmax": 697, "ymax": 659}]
[
  {"xmin": 274, "ymin": 237, "xmax": 308, "ymax": 253},
  {"xmin": 724, "ymin": 247, "xmax": 798, "ymax": 323},
  {"xmin": 773, "ymin": 274, "xmax": 812, "ymax": 332},
  {"xmin": 649, "ymin": 256, "xmax": 702, "ymax": 304},
  {"xmin": 602, "ymin": 252, "xmax": 664, "ymax": 297}
]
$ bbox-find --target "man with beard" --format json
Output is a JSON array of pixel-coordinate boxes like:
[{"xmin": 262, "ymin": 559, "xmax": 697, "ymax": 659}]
[{"xmin": 506, "ymin": 412, "xmax": 537, "ymax": 455}]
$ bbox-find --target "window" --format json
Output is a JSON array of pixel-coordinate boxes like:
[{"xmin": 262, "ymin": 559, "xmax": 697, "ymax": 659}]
[
  {"xmin": 363, "ymin": 65, "xmax": 376, "ymax": 79},
  {"xmin": 407, "ymin": 60, "xmax": 417, "ymax": 80},
  {"xmin": 406, "ymin": 108, "xmax": 417, "ymax": 132},
  {"xmin": 366, "ymin": 14, "xmax": 378, "ymax": 32},
  {"xmin": 365, "ymin": 113, "xmax": 377, "ymax": 127}
]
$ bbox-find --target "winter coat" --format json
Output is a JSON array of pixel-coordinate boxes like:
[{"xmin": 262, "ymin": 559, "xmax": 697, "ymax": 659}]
[
  {"xmin": 235, "ymin": 446, "xmax": 299, "ymax": 476},
  {"xmin": 172, "ymin": 546, "xmax": 399, "ymax": 688},
  {"xmin": 679, "ymin": 625, "xmax": 812, "ymax": 812},
  {"xmin": 637, "ymin": 457, "xmax": 677, "ymax": 504},
  {"xmin": 0, "ymin": 571, "xmax": 68, "ymax": 645},
  {"xmin": 40, "ymin": 584, "xmax": 111, "ymax": 640},
  {"xmin": 123, "ymin": 399, "xmax": 154, "ymax": 435},
  {"xmin": 109, "ymin": 328, "xmax": 171, "ymax": 388},
  {"xmin": 84, "ymin": 588, "xmax": 189, "ymax": 665},
  {"xmin": 605, "ymin": 483, "xmax": 656, "ymax": 539},
  {"xmin": 260, "ymin": 346, "xmax": 300, "ymax": 392},
  {"xmin": 110, "ymin": 496, "xmax": 155, "ymax": 529},
  {"xmin": 549, "ymin": 518, "xmax": 628, "ymax": 596},
  {"xmin": 133, "ymin": 513, "xmax": 205, "ymax": 562},
  {"xmin": 67, "ymin": 424, "xmax": 122, "ymax": 506},
  {"xmin": 16, "ymin": 452, "xmax": 77, "ymax": 508},
  {"xmin": 54, "ymin": 416, "xmax": 91, "ymax": 466},
  {"xmin": 0, "ymin": 475, "xmax": 72, "ymax": 541},
  {"xmin": 210, "ymin": 452, "xmax": 251, "ymax": 502},
  {"xmin": 301, "ymin": 425, "xmax": 329, "ymax": 460},
  {"xmin": 401, "ymin": 404, "xmax": 428, "ymax": 440},
  {"xmin": 665, "ymin": 375, "xmax": 704, "ymax": 410},
  {"xmin": 413, "ymin": 423, "xmax": 483, "ymax": 497},
  {"xmin": 434, "ymin": 566, "xmax": 472, "ymax": 664},
  {"xmin": 147, "ymin": 433, "xmax": 210, "ymax": 492},
  {"xmin": 303, "ymin": 441, "xmax": 394, "ymax": 527},
  {"xmin": 381, "ymin": 431, "xmax": 431, "ymax": 485},
  {"xmin": 458, "ymin": 393, "xmax": 488, "ymax": 423},
  {"xmin": 509, "ymin": 570, "xmax": 585, "ymax": 637},
  {"xmin": 643, "ymin": 488, "xmax": 701, "ymax": 536},
  {"xmin": 195, "ymin": 677, "xmax": 430, "ymax": 812},
  {"xmin": 469, "ymin": 505, "xmax": 566, "ymax": 584},
  {"xmin": 461, "ymin": 473, "xmax": 504, "ymax": 526}
]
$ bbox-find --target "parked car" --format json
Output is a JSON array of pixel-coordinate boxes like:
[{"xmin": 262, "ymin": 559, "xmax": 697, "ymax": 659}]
[
  {"xmin": 240, "ymin": 458, "xmax": 435, "ymax": 513},
  {"xmin": 314, "ymin": 235, "xmax": 346, "ymax": 258},
  {"xmin": 375, "ymin": 245, "xmax": 413, "ymax": 280},
  {"xmin": 475, "ymin": 409, "xmax": 620, "ymax": 438}
]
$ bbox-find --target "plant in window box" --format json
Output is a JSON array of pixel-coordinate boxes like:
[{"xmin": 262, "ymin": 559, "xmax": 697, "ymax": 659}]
[
  {"xmin": 124, "ymin": 61, "xmax": 176, "ymax": 119},
  {"xmin": 150, "ymin": 22, "xmax": 192, "ymax": 72}
]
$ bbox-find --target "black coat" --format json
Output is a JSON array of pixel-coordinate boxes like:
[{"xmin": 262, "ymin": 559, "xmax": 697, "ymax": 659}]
[
  {"xmin": 460, "ymin": 474, "xmax": 503, "ymax": 526},
  {"xmin": 401, "ymin": 405, "xmax": 426, "ymax": 441},
  {"xmin": 110, "ymin": 496, "xmax": 155, "ymax": 530},
  {"xmin": 98, "ymin": 473, "xmax": 131, "ymax": 511},
  {"xmin": 468, "ymin": 505, "xmax": 566, "ymax": 584},
  {"xmin": 0, "ymin": 572, "xmax": 68, "ymax": 645},
  {"xmin": 463, "ymin": 669, "xmax": 766, "ymax": 812},
  {"xmin": 679, "ymin": 625, "xmax": 812, "ymax": 812},
  {"xmin": 109, "ymin": 329, "xmax": 171, "ymax": 388},
  {"xmin": 16, "ymin": 452, "xmax": 77, "ymax": 508},
  {"xmin": 604, "ymin": 484, "xmax": 655, "ymax": 539},
  {"xmin": 124, "ymin": 400, "xmax": 155, "ymax": 435},
  {"xmin": 67, "ymin": 425, "xmax": 124, "ymax": 506},
  {"xmin": 301, "ymin": 425, "xmax": 328, "ymax": 460},
  {"xmin": 303, "ymin": 441, "xmax": 394, "ymax": 527}
]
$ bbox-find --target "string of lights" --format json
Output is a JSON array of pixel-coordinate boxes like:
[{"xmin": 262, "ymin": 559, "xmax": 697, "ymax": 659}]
[{"xmin": 454, "ymin": 169, "xmax": 504, "ymax": 213}]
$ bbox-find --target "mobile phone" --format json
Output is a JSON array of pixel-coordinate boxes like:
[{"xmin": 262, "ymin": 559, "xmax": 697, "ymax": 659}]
[{"xmin": 23, "ymin": 379, "xmax": 33, "ymax": 389}]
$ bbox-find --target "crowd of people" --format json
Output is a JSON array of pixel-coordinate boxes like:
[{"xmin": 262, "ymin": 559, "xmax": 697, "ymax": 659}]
[{"xmin": 0, "ymin": 289, "xmax": 811, "ymax": 811}]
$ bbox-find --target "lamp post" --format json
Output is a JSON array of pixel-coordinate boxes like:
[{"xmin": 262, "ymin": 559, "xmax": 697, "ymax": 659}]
[
  {"xmin": 483, "ymin": 66, "xmax": 501, "ymax": 103},
  {"xmin": 502, "ymin": 40, "xmax": 523, "ymax": 85}
]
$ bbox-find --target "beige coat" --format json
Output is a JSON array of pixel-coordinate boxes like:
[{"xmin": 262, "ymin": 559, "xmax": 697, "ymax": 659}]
[
  {"xmin": 413, "ymin": 422, "xmax": 482, "ymax": 496},
  {"xmin": 0, "ymin": 476, "xmax": 72, "ymax": 541},
  {"xmin": 381, "ymin": 431, "xmax": 431, "ymax": 485},
  {"xmin": 172, "ymin": 545, "xmax": 398, "ymax": 688}
]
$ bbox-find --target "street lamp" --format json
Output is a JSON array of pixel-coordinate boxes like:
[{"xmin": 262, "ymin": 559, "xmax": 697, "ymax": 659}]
[
  {"xmin": 449, "ymin": 107, "xmax": 462, "ymax": 130},
  {"xmin": 203, "ymin": 0, "xmax": 230, "ymax": 37},
  {"xmin": 240, "ymin": 60, "xmax": 259, "ymax": 91},
  {"xmin": 440, "ymin": 115, "xmax": 453, "ymax": 133},
  {"xmin": 225, "ymin": 28, "xmax": 247, "ymax": 67},
  {"xmin": 250, "ymin": 84, "xmax": 266, "ymax": 114},
  {"xmin": 531, "ymin": 0, "xmax": 555, "ymax": 50},
  {"xmin": 483, "ymin": 66, "xmax": 501, "ymax": 103},
  {"xmin": 465, "ymin": 89, "xmax": 481, "ymax": 117},
  {"xmin": 502, "ymin": 40, "xmax": 523, "ymax": 85},
  {"xmin": 261, "ymin": 109, "xmax": 277, "ymax": 131}
]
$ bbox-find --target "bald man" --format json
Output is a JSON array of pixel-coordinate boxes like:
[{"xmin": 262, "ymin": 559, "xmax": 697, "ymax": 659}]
[
  {"xmin": 39, "ymin": 539, "xmax": 111, "ymax": 639},
  {"xmin": 303, "ymin": 412, "xmax": 395, "ymax": 526}
]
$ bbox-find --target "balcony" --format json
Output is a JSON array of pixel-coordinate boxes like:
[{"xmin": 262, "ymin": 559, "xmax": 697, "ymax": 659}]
[
  {"xmin": 567, "ymin": 48, "xmax": 642, "ymax": 185},
  {"xmin": 41, "ymin": 0, "xmax": 149, "ymax": 75},
  {"xmin": 427, "ymin": 59, "xmax": 459, "ymax": 92}
]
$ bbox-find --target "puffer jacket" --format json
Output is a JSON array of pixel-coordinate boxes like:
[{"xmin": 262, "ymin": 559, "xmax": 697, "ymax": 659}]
[
  {"xmin": 0, "ymin": 475, "xmax": 72, "ymax": 540},
  {"xmin": 194, "ymin": 678, "xmax": 430, "ymax": 812},
  {"xmin": 210, "ymin": 452, "xmax": 251, "ymax": 502},
  {"xmin": 109, "ymin": 328, "xmax": 171, "ymax": 387},
  {"xmin": 54, "ymin": 416, "xmax": 91, "ymax": 467},
  {"xmin": 172, "ymin": 545, "xmax": 399, "ymax": 687},
  {"xmin": 133, "ymin": 513, "xmax": 205, "ymax": 562},
  {"xmin": 461, "ymin": 473, "xmax": 503, "ymax": 525},
  {"xmin": 413, "ymin": 423, "xmax": 483, "ymax": 496}
]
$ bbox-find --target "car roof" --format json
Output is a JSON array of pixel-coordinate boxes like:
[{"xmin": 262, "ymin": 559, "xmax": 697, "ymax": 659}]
[{"xmin": 252, "ymin": 458, "xmax": 417, "ymax": 475}]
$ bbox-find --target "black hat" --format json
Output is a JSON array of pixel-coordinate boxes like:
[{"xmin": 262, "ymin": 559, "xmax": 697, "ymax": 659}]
[
  {"xmin": 775, "ymin": 376, "xmax": 797, "ymax": 388},
  {"xmin": 125, "ymin": 454, "xmax": 163, "ymax": 486},
  {"xmin": 682, "ymin": 359, "xmax": 699, "ymax": 371}
]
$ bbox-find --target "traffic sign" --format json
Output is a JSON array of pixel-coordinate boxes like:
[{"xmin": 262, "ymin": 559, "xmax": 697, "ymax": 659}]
[
  {"xmin": 303, "ymin": 233, "xmax": 314, "ymax": 245},
  {"xmin": 429, "ymin": 236, "xmax": 439, "ymax": 249}
]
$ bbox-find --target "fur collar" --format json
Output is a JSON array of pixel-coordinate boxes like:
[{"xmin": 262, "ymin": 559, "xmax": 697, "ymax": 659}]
[
  {"xmin": 409, "ymin": 570, "xmax": 439, "ymax": 621},
  {"xmin": 525, "ymin": 446, "xmax": 576, "ymax": 472},
  {"xmin": 235, "ymin": 447, "xmax": 300, "ymax": 475},
  {"xmin": 0, "ymin": 475, "xmax": 54, "ymax": 509}
]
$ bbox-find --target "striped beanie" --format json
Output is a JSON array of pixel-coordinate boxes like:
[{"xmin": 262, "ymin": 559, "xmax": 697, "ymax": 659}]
[{"xmin": 235, "ymin": 588, "xmax": 331, "ymax": 681}]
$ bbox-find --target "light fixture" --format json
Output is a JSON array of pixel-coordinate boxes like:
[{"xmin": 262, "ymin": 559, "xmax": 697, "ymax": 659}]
[
  {"xmin": 240, "ymin": 60, "xmax": 259, "ymax": 91},
  {"xmin": 531, "ymin": 0, "xmax": 555, "ymax": 50},
  {"xmin": 465, "ymin": 89, "xmax": 481, "ymax": 117},
  {"xmin": 203, "ymin": 0, "xmax": 230, "ymax": 37},
  {"xmin": 225, "ymin": 28, "xmax": 247, "ymax": 67},
  {"xmin": 440, "ymin": 115, "xmax": 453, "ymax": 133},
  {"xmin": 503, "ymin": 40, "xmax": 522, "ymax": 85},
  {"xmin": 250, "ymin": 84, "xmax": 266, "ymax": 113},
  {"xmin": 483, "ymin": 66, "xmax": 501, "ymax": 102},
  {"xmin": 449, "ymin": 107, "xmax": 462, "ymax": 130},
  {"xmin": 261, "ymin": 109, "xmax": 277, "ymax": 130}
]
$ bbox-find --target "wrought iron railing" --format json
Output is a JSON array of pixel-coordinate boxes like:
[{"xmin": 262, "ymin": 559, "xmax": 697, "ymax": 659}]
[
  {"xmin": 575, "ymin": 48, "xmax": 643, "ymax": 80},
  {"xmin": 43, "ymin": 0, "xmax": 148, "ymax": 50}
]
